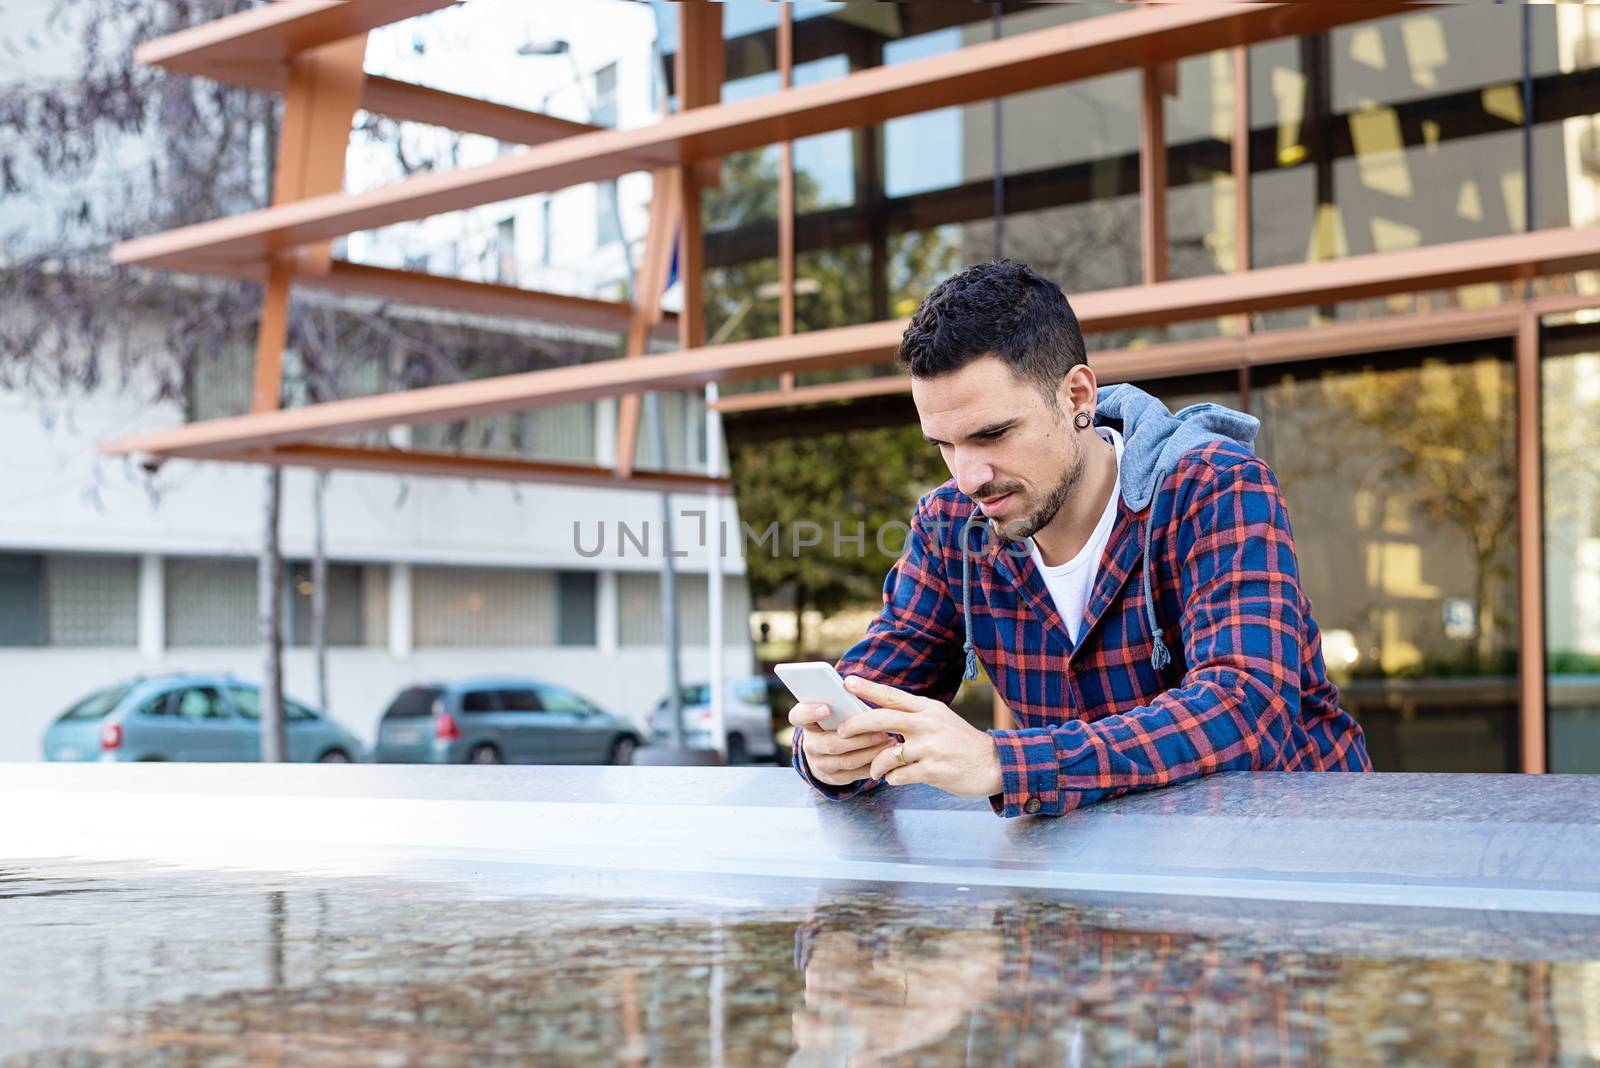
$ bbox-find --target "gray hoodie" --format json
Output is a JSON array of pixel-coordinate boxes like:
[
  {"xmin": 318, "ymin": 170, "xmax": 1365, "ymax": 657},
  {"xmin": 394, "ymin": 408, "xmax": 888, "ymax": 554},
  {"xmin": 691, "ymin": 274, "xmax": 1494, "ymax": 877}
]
[{"xmin": 958, "ymin": 383, "xmax": 1262, "ymax": 680}]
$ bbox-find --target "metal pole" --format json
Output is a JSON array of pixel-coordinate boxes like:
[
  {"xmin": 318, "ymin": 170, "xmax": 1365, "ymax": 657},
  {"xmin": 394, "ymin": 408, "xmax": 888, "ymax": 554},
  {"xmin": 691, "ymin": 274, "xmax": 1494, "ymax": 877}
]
[
  {"xmin": 651, "ymin": 391, "xmax": 686, "ymax": 749},
  {"xmin": 706, "ymin": 381, "xmax": 726, "ymax": 761},
  {"xmin": 992, "ymin": 1, "xmax": 1005, "ymax": 261}
]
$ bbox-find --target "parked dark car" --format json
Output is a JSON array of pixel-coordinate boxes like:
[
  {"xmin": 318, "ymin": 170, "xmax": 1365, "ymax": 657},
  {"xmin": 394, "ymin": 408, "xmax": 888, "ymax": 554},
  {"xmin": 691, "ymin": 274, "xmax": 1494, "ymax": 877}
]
[
  {"xmin": 374, "ymin": 677, "xmax": 642, "ymax": 765},
  {"xmin": 42, "ymin": 674, "xmax": 365, "ymax": 763}
]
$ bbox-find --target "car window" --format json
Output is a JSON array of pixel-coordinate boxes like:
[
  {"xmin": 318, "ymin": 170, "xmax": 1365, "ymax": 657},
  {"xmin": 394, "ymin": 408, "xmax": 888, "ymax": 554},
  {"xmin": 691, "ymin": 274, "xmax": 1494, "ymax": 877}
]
[
  {"xmin": 137, "ymin": 690, "xmax": 171, "ymax": 716},
  {"xmin": 496, "ymin": 689, "xmax": 541, "ymax": 713},
  {"xmin": 461, "ymin": 690, "xmax": 499, "ymax": 714},
  {"xmin": 538, "ymin": 688, "xmax": 591, "ymax": 714},
  {"xmin": 383, "ymin": 687, "xmax": 442, "ymax": 720},
  {"xmin": 57, "ymin": 685, "xmax": 133, "ymax": 721},
  {"xmin": 226, "ymin": 688, "xmax": 316, "ymax": 721},
  {"xmin": 735, "ymin": 680, "xmax": 768, "ymax": 706},
  {"xmin": 173, "ymin": 687, "xmax": 228, "ymax": 720},
  {"xmin": 227, "ymin": 686, "xmax": 259, "ymax": 720},
  {"xmin": 681, "ymin": 684, "xmax": 711, "ymax": 705}
]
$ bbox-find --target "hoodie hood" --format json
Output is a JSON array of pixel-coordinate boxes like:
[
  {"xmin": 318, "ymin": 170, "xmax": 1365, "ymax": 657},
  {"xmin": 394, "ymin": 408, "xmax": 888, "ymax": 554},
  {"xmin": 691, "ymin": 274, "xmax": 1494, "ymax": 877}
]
[
  {"xmin": 958, "ymin": 383, "xmax": 1260, "ymax": 681},
  {"xmin": 1093, "ymin": 383, "xmax": 1260, "ymax": 511}
]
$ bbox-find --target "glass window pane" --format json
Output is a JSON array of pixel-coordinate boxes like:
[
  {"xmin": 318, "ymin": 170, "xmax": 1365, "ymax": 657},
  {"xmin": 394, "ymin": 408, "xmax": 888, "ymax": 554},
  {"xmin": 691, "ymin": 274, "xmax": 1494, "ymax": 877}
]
[
  {"xmin": 537, "ymin": 687, "xmax": 589, "ymax": 713},
  {"xmin": 461, "ymin": 690, "xmax": 499, "ymax": 714},
  {"xmin": 1252, "ymin": 342, "xmax": 1520, "ymax": 772},
  {"xmin": 288, "ymin": 562, "xmax": 369, "ymax": 648},
  {"xmin": 1250, "ymin": 11, "xmax": 1527, "ymax": 328},
  {"xmin": 497, "ymin": 689, "xmax": 541, "ymax": 713},
  {"xmin": 58, "ymin": 686, "xmax": 132, "ymax": 721},
  {"xmin": 383, "ymin": 686, "xmax": 443, "ymax": 720},
  {"xmin": 0, "ymin": 554, "xmax": 46, "ymax": 647},
  {"xmin": 228, "ymin": 686, "xmax": 260, "ymax": 721},
  {"xmin": 174, "ymin": 688, "xmax": 228, "ymax": 721},
  {"xmin": 165, "ymin": 558, "xmax": 256, "ymax": 647},
  {"xmin": 557, "ymin": 571, "xmax": 598, "ymax": 647},
  {"xmin": 45, "ymin": 554, "xmax": 138, "ymax": 647},
  {"xmin": 412, "ymin": 567, "xmax": 557, "ymax": 647},
  {"xmin": 1542, "ymin": 318, "xmax": 1600, "ymax": 773}
]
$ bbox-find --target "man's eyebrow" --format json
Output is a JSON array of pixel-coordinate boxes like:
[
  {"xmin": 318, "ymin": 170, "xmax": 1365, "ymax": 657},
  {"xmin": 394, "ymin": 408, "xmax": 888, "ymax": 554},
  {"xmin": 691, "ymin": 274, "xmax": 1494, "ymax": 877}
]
[{"xmin": 922, "ymin": 419, "xmax": 1017, "ymax": 447}]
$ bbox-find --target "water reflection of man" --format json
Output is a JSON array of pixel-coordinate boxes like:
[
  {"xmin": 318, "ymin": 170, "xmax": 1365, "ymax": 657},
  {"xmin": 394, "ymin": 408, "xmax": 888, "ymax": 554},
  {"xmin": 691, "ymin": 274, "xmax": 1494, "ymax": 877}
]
[
  {"xmin": 789, "ymin": 908, "xmax": 1005, "ymax": 1067},
  {"xmin": 789, "ymin": 260, "xmax": 1370, "ymax": 817}
]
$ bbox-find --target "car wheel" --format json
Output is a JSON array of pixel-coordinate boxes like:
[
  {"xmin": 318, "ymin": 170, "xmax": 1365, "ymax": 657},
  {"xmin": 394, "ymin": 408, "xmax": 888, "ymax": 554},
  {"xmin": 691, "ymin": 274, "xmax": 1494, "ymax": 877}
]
[
  {"xmin": 726, "ymin": 734, "xmax": 748, "ymax": 765},
  {"xmin": 609, "ymin": 736, "xmax": 637, "ymax": 766},
  {"xmin": 317, "ymin": 749, "xmax": 351, "ymax": 764},
  {"xmin": 469, "ymin": 743, "xmax": 503, "ymax": 765}
]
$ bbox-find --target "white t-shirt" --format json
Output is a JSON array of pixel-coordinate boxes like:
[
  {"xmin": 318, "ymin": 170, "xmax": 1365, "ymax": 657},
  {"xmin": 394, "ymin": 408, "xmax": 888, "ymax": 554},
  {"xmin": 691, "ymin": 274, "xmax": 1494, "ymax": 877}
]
[{"xmin": 1026, "ymin": 426, "xmax": 1124, "ymax": 645}]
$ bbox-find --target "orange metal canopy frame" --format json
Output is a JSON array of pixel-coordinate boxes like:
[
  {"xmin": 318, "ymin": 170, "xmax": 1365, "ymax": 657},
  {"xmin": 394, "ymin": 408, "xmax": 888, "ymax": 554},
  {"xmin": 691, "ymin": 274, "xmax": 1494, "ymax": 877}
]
[
  {"xmin": 105, "ymin": 0, "xmax": 1588, "ymax": 489},
  {"xmin": 104, "ymin": 225, "xmax": 1600, "ymax": 461},
  {"xmin": 113, "ymin": 1, "xmax": 1401, "ymax": 274}
]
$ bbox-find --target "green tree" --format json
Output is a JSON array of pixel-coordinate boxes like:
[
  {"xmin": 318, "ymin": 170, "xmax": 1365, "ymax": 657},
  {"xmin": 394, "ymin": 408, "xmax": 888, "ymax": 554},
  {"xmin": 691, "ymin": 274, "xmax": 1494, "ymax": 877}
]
[
  {"xmin": 703, "ymin": 147, "xmax": 961, "ymax": 653},
  {"xmin": 733, "ymin": 423, "xmax": 946, "ymax": 657}
]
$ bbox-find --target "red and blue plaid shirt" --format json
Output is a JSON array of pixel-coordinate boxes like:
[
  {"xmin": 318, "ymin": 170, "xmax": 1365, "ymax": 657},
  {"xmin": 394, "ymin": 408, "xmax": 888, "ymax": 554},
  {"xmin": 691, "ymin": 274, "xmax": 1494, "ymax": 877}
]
[{"xmin": 794, "ymin": 439, "xmax": 1371, "ymax": 817}]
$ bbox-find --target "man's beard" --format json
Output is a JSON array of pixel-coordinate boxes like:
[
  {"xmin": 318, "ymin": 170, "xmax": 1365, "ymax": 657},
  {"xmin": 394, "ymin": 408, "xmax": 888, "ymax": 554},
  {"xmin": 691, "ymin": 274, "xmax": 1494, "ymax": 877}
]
[{"xmin": 995, "ymin": 443, "xmax": 1086, "ymax": 542}]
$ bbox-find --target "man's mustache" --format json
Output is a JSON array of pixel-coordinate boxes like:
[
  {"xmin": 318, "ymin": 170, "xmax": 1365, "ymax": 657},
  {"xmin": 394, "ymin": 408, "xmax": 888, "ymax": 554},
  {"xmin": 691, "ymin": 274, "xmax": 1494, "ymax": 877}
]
[{"xmin": 973, "ymin": 482, "xmax": 1024, "ymax": 501}]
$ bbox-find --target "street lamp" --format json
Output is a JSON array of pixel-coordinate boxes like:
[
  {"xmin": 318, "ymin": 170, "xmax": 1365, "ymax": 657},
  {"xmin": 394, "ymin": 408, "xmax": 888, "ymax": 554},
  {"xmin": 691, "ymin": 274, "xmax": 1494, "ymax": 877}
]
[{"xmin": 515, "ymin": 38, "xmax": 570, "ymax": 57}]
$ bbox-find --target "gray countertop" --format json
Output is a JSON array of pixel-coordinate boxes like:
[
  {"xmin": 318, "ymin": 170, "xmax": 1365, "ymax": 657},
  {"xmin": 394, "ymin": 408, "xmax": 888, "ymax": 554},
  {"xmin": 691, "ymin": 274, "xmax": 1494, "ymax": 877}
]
[
  {"xmin": 4, "ymin": 764, "xmax": 1598, "ymax": 916},
  {"xmin": 4, "ymin": 764, "xmax": 1600, "ymax": 1065}
]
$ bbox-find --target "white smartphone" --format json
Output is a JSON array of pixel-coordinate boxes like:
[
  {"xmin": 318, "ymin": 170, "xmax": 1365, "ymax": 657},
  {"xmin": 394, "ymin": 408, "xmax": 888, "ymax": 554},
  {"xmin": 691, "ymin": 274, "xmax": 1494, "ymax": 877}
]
[{"xmin": 775, "ymin": 661, "xmax": 871, "ymax": 733}]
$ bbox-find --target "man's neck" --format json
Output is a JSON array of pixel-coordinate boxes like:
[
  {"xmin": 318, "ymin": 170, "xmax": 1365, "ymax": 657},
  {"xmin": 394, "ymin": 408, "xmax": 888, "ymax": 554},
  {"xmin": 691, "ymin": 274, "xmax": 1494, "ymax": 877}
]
[{"xmin": 1031, "ymin": 431, "xmax": 1118, "ymax": 567}]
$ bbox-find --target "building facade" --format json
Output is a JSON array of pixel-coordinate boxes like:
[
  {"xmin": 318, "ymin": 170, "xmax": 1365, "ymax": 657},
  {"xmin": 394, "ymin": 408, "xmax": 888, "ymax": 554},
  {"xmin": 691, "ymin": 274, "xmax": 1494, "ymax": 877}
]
[{"xmin": 662, "ymin": 2, "xmax": 1600, "ymax": 775}]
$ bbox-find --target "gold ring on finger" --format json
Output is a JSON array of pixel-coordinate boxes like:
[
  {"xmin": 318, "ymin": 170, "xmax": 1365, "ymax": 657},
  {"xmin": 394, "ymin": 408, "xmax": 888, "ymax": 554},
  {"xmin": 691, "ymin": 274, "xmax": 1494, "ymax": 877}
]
[{"xmin": 893, "ymin": 744, "xmax": 907, "ymax": 765}]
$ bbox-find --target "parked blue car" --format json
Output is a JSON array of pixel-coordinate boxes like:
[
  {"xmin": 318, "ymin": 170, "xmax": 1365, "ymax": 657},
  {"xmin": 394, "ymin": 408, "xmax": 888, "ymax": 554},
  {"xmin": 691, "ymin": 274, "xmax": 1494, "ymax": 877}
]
[
  {"xmin": 42, "ymin": 674, "xmax": 365, "ymax": 763},
  {"xmin": 373, "ymin": 677, "xmax": 642, "ymax": 765}
]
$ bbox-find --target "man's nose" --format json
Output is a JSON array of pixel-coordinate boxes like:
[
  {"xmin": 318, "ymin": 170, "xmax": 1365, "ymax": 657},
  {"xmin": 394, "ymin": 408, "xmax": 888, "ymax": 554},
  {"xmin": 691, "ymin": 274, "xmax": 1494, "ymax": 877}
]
[{"xmin": 953, "ymin": 451, "xmax": 995, "ymax": 498}]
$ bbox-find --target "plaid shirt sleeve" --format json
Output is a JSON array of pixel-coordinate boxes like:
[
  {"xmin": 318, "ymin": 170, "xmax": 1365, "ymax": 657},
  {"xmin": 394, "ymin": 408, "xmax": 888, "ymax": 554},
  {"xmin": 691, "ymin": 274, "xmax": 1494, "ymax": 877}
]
[
  {"xmin": 990, "ymin": 455, "xmax": 1305, "ymax": 818},
  {"xmin": 794, "ymin": 495, "xmax": 967, "ymax": 800}
]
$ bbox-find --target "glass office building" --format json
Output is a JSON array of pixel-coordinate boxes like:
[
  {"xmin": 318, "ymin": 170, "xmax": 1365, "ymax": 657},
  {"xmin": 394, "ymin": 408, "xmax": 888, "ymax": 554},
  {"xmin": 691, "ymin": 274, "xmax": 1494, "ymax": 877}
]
[{"xmin": 657, "ymin": 2, "xmax": 1600, "ymax": 775}]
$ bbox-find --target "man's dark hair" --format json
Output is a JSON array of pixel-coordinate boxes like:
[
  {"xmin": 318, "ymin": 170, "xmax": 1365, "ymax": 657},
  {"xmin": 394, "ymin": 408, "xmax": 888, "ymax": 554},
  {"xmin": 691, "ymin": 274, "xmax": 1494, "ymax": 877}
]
[{"xmin": 897, "ymin": 260, "xmax": 1086, "ymax": 397}]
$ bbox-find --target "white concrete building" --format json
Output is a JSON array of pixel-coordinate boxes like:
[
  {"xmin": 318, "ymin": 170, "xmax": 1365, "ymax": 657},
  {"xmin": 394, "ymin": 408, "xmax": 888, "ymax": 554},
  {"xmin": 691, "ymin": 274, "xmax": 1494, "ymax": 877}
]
[{"xmin": 0, "ymin": 0, "xmax": 754, "ymax": 761}]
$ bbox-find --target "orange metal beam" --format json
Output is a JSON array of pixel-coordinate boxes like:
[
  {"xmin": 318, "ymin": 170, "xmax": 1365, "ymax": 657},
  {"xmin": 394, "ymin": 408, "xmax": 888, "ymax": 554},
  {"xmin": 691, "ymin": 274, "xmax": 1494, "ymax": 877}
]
[
  {"xmin": 1139, "ymin": 63, "xmax": 1171, "ymax": 286},
  {"xmin": 711, "ymin": 301, "xmax": 1537, "ymax": 414},
  {"xmin": 173, "ymin": 258, "xmax": 677, "ymax": 339},
  {"xmin": 101, "ymin": 226, "xmax": 1600, "ymax": 461},
  {"xmin": 135, "ymin": 1, "xmax": 626, "ymax": 147},
  {"xmin": 312, "ymin": 262, "xmax": 678, "ymax": 338},
  {"xmin": 777, "ymin": 1, "xmax": 796, "ymax": 392},
  {"xmin": 254, "ymin": 34, "xmax": 367, "ymax": 414},
  {"xmin": 1515, "ymin": 308, "xmax": 1548, "ymax": 774},
  {"xmin": 114, "ymin": 2, "xmax": 1399, "ymax": 274},
  {"xmin": 615, "ymin": 167, "xmax": 685, "ymax": 479},
  {"xmin": 133, "ymin": 0, "xmax": 451, "ymax": 72},
  {"xmin": 360, "ymin": 77, "xmax": 605, "ymax": 147},
  {"xmin": 1081, "ymin": 226, "xmax": 1600, "ymax": 334},
  {"xmin": 228, "ymin": 443, "xmax": 732, "ymax": 496}
]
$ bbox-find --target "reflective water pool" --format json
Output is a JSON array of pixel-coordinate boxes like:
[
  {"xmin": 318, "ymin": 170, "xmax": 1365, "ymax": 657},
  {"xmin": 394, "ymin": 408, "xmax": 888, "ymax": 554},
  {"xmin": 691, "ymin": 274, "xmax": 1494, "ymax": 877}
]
[{"xmin": 3, "ymin": 859, "xmax": 1598, "ymax": 1067}]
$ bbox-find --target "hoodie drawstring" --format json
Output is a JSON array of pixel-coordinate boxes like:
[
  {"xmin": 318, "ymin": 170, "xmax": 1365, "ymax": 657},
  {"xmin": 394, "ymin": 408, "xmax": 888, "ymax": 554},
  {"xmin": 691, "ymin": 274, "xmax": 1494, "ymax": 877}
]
[
  {"xmin": 959, "ymin": 516, "xmax": 983, "ymax": 681},
  {"xmin": 1141, "ymin": 510, "xmax": 1172, "ymax": 673}
]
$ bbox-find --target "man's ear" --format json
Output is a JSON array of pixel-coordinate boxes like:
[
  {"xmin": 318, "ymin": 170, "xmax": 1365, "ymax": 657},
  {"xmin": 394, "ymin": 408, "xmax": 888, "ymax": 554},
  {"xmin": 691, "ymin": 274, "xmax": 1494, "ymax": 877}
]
[{"xmin": 1057, "ymin": 363, "xmax": 1097, "ymax": 419}]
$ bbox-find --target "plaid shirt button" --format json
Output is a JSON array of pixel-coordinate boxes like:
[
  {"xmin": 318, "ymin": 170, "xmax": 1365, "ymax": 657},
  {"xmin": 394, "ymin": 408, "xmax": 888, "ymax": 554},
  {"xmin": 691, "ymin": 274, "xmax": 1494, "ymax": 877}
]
[{"xmin": 1024, "ymin": 797, "xmax": 1042, "ymax": 814}]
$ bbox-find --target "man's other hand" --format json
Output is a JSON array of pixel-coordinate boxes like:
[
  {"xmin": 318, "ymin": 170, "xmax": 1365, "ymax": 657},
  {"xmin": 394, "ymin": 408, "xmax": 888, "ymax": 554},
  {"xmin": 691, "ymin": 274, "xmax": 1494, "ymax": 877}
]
[{"xmin": 790, "ymin": 702, "xmax": 894, "ymax": 787}]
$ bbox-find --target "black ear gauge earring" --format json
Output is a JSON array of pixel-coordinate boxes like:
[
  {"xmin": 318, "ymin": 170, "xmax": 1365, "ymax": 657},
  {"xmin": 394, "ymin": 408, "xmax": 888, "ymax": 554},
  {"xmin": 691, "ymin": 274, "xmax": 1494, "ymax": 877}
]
[{"xmin": 1073, "ymin": 411, "xmax": 1092, "ymax": 430}]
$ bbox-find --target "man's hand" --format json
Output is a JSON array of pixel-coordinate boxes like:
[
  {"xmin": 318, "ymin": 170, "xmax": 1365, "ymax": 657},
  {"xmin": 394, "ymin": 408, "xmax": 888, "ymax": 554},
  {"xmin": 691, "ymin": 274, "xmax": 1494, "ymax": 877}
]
[
  {"xmin": 840, "ymin": 676, "xmax": 1003, "ymax": 798},
  {"xmin": 790, "ymin": 702, "xmax": 895, "ymax": 787}
]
